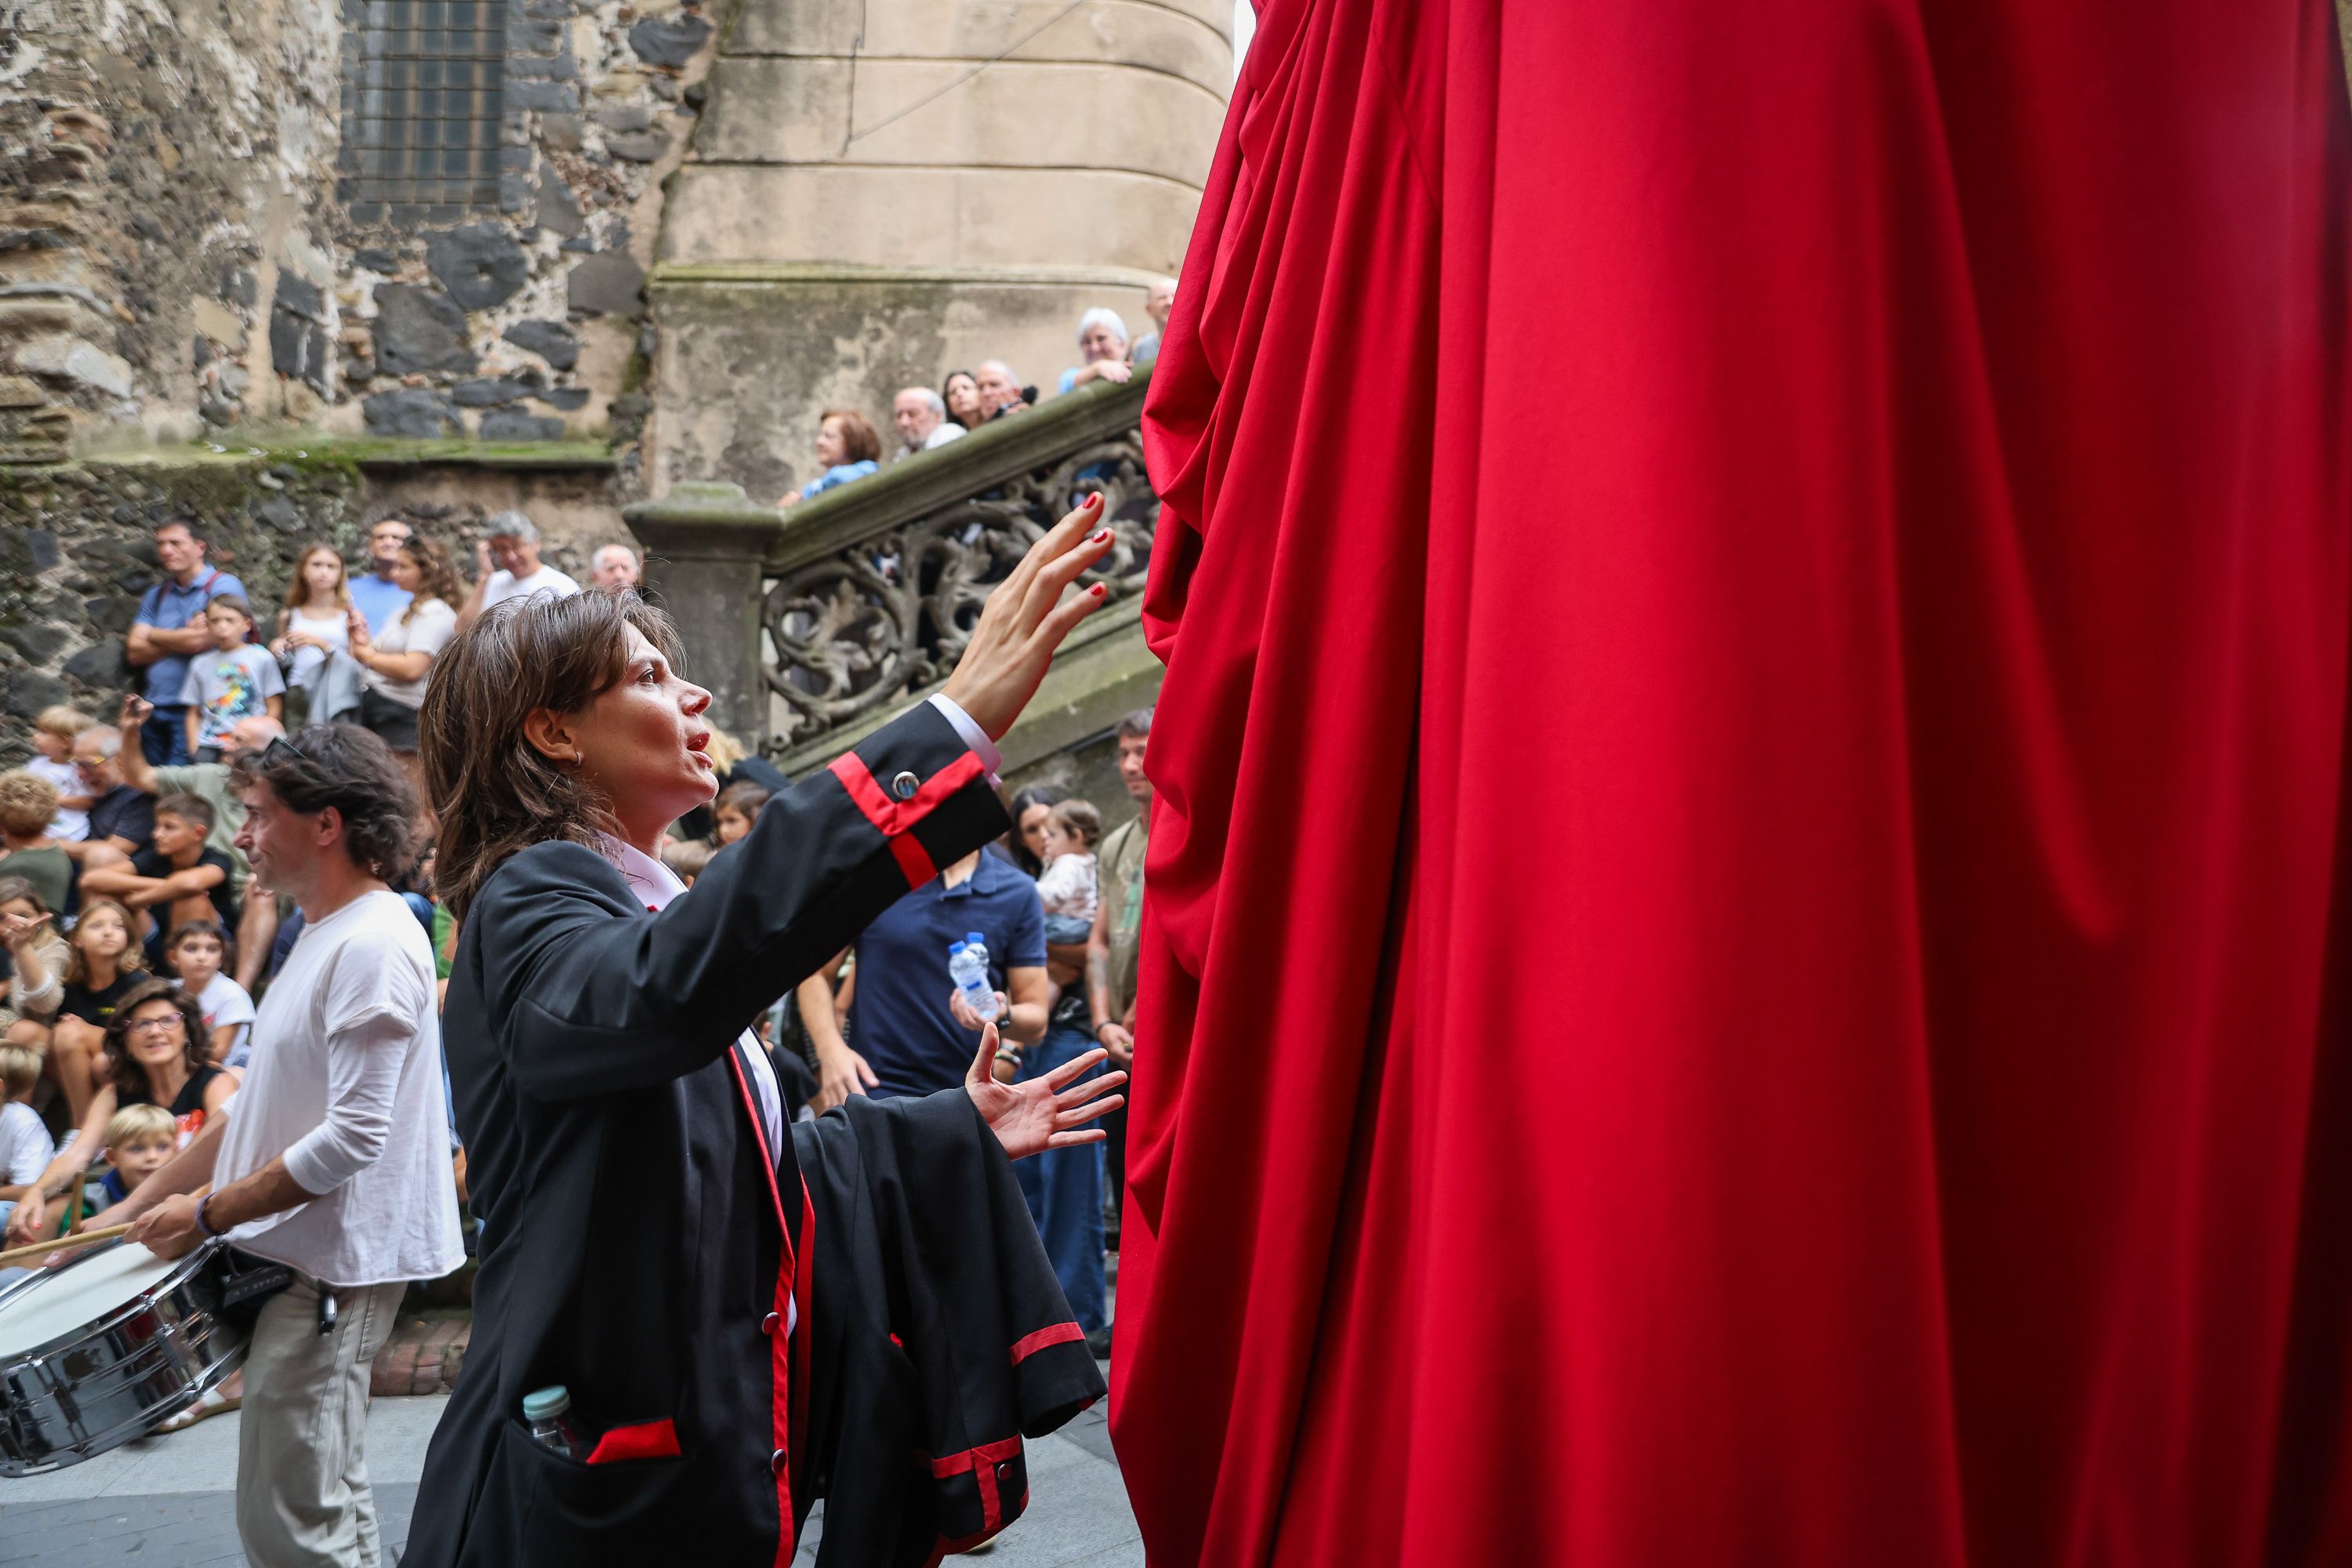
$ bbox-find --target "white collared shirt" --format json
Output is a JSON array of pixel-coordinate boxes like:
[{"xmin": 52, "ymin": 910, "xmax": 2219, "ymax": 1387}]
[{"xmin": 599, "ymin": 835, "xmax": 787, "ymax": 1152}]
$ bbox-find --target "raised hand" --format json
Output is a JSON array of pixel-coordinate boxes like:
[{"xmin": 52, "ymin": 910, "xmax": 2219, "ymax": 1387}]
[
  {"xmin": 939, "ymin": 493, "xmax": 1116, "ymax": 739},
  {"xmin": 965, "ymin": 1022, "xmax": 1125, "ymax": 1161}
]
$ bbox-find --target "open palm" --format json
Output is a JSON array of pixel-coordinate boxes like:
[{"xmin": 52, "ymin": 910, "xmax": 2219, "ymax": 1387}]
[{"xmin": 964, "ymin": 1023, "xmax": 1127, "ymax": 1161}]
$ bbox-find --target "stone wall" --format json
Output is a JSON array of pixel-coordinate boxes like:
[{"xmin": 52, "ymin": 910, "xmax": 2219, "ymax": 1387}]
[
  {"xmin": 643, "ymin": 0, "xmax": 1229, "ymax": 502},
  {"xmin": 0, "ymin": 0, "xmax": 343, "ymax": 451},
  {"xmin": 0, "ymin": 447, "xmax": 619, "ymax": 767},
  {"xmin": 0, "ymin": 0, "xmax": 731, "ymax": 459},
  {"xmin": 333, "ymin": 0, "xmax": 731, "ymax": 460}
]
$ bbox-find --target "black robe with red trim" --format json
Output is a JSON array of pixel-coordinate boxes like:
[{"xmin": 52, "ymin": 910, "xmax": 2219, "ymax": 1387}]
[
  {"xmin": 404, "ymin": 702, "xmax": 1094, "ymax": 1568},
  {"xmin": 794, "ymin": 1090, "xmax": 1108, "ymax": 1566}
]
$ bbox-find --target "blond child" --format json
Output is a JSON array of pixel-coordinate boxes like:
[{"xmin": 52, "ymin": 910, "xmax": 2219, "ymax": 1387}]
[
  {"xmin": 0, "ymin": 1044, "xmax": 52, "ymax": 1205},
  {"xmin": 94, "ymin": 1102, "xmax": 175, "ymax": 1209},
  {"xmin": 25, "ymin": 705, "xmax": 94, "ymax": 840}
]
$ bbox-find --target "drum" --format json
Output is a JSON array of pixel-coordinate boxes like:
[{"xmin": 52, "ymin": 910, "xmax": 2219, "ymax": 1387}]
[{"xmin": 0, "ymin": 1238, "xmax": 245, "ymax": 1474}]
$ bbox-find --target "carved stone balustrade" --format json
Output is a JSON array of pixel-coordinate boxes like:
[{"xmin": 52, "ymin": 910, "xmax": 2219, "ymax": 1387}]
[{"xmin": 627, "ymin": 368, "xmax": 1166, "ymax": 775}]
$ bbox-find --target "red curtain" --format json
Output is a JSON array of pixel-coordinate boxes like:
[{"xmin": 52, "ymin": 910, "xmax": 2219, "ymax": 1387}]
[{"xmin": 1112, "ymin": 1, "xmax": 2352, "ymax": 1563}]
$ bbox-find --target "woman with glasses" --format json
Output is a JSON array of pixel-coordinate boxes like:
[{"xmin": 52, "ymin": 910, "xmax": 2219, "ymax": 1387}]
[{"xmin": 5, "ymin": 978, "xmax": 230, "ymax": 1243}]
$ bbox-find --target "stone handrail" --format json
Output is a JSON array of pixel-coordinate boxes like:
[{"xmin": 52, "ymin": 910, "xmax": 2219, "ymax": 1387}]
[{"xmin": 626, "ymin": 365, "xmax": 1159, "ymax": 764}]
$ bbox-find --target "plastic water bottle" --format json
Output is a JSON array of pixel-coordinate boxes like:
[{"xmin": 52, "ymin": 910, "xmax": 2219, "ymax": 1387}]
[
  {"xmin": 949, "ymin": 941, "xmax": 1000, "ymax": 1022},
  {"xmin": 524, "ymin": 1385, "xmax": 580, "ymax": 1456}
]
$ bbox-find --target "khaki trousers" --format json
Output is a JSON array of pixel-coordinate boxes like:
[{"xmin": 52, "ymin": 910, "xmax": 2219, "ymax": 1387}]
[{"xmin": 235, "ymin": 1274, "xmax": 407, "ymax": 1568}]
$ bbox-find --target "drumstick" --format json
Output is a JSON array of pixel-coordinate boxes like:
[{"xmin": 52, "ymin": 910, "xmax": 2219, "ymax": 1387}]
[{"xmin": 0, "ymin": 1223, "xmax": 134, "ymax": 1270}]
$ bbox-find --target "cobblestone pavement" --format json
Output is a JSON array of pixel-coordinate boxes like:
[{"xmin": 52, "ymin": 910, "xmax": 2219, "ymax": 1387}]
[{"xmin": 0, "ymin": 1388, "xmax": 1137, "ymax": 1567}]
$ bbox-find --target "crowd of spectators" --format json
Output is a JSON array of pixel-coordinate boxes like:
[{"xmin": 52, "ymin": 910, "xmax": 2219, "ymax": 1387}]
[
  {"xmin": 0, "ymin": 512, "xmax": 638, "ymax": 1247},
  {"xmin": 771, "ymin": 276, "xmax": 1177, "ymax": 510},
  {"xmin": 0, "ymin": 386, "xmax": 1163, "ymax": 1417}
]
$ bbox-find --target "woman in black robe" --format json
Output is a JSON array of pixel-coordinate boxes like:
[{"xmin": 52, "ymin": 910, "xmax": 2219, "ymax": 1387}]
[{"xmin": 404, "ymin": 501, "xmax": 1127, "ymax": 1566}]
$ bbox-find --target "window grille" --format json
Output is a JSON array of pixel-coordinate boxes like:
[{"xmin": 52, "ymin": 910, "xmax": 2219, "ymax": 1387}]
[{"xmin": 339, "ymin": 0, "xmax": 506, "ymax": 223}]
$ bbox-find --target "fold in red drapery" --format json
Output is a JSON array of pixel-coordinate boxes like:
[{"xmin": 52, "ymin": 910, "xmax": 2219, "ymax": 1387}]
[{"xmin": 1112, "ymin": 1, "xmax": 2352, "ymax": 1563}]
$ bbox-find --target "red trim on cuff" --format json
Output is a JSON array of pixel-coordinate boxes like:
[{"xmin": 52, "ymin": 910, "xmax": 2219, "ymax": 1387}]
[
  {"xmin": 1007, "ymin": 1322, "xmax": 1085, "ymax": 1365},
  {"xmin": 828, "ymin": 750, "xmax": 986, "ymax": 839},
  {"xmin": 931, "ymin": 1436, "xmax": 1022, "ymax": 1544},
  {"xmin": 586, "ymin": 1417, "xmax": 680, "ymax": 1465},
  {"xmin": 928, "ymin": 1434, "xmax": 1023, "ymax": 1477}
]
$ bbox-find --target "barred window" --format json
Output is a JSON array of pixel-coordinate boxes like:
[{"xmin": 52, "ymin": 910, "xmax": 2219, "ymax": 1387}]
[{"xmin": 339, "ymin": 0, "xmax": 506, "ymax": 224}]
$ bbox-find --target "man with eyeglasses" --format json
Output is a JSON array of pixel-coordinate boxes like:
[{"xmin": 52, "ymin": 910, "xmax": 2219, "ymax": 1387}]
[
  {"xmin": 64, "ymin": 724, "xmax": 152, "ymax": 866},
  {"xmin": 101, "ymin": 724, "xmax": 462, "ymax": 1568},
  {"xmin": 347, "ymin": 517, "xmax": 416, "ymax": 636}
]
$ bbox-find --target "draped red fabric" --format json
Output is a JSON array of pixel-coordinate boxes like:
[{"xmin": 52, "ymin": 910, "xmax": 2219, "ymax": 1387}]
[{"xmin": 1111, "ymin": 1, "xmax": 2352, "ymax": 1563}]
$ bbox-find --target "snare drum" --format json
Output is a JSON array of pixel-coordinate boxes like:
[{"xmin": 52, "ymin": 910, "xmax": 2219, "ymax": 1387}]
[{"xmin": 0, "ymin": 1238, "xmax": 245, "ymax": 1474}]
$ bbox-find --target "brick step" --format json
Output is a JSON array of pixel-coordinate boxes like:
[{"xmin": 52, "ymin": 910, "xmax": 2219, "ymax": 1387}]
[{"xmin": 371, "ymin": 1309, "xmax": 470, "ymax": 1398}]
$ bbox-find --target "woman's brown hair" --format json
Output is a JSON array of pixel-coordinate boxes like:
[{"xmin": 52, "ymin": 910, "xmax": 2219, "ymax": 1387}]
[
  {"xmin": 821, "ymin": 408, "xmax": 882, "ymax": 465},
  {"xmin": 420, "ymin": 588, "xmax": 685, "ymax": 921},
  {"xmin": 398, "ymin": 535, "xmax": 466, "ymax": 626},
  {"xmin": 282, "ymin": 543, "xmax": 351, "ymax": 612},
  {"xmin": 0, "ymin": 876, "xmax": 49, "ymax": 920},
  {"xmin": 100, "ymin": 977, "xmax": 207, "ymax": 1101},
  {"xmin": 64, "ymin": 898, "xmax": 139, "ymax": 988}
]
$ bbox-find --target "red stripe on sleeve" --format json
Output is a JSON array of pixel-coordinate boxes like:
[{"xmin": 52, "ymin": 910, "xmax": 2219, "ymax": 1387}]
[
  {"xmin": 889, "ymin": 831, "xmax": 938, "ymax": 888},
  {"xmin": 1007, "ymin": 1321, "xmax": 1087, "ymax": 1365},
  {"xmin": 829, "ymin": 751, "xmax": 900, "ymax": 832}
]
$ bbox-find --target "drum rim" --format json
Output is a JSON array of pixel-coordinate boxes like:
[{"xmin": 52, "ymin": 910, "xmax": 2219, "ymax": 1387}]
[{"xmin": 0, "ymin": 1237, "xmax": 224, "ymax": 1367}]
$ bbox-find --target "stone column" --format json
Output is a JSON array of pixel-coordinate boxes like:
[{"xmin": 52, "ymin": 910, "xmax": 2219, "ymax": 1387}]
[
  {"xmin": 644, "ymin": 0, "xmax": 1232, "ymax": 503},
  {"xmin": 623, "ymin": 481, "xmax": 788, "ymax": 749}
]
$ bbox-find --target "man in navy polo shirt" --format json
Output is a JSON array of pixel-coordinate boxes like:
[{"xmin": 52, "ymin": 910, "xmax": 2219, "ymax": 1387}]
[
  {"xmin": 127, "ymin": 517, "xmax": 245, "ymax": 766},
  {"xmin": 802, "ymin": 848, "xmax": 1050, "ymax": 1102}
]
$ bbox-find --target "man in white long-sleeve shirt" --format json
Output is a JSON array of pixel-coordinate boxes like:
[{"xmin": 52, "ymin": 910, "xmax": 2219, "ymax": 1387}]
[{"xmin": 111, "ymin": 725, "xmax": 462, "ymax": 1568}]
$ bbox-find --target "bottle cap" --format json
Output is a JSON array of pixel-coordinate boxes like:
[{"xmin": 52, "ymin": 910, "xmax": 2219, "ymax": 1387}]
[
  {"xmin": 948, "ymin": 942, "xmax": 967, "ymax": 956},
  {"xmin": 966, "ymin": 931, "xmax": 985, "ymax": 946},
  {"xmin": 523, "ymin": 1386, "xmax": 571, "ymax": 1421}
]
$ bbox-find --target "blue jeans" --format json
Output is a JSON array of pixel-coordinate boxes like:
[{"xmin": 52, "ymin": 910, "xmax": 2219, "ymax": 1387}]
[
  {"xmin": 1014, "ymin": 1023, "xmax": 1107, "ymax": 1332},
  {"xmin": 141, "ymin": 706, "xmax": 193, "ymax": 767}
]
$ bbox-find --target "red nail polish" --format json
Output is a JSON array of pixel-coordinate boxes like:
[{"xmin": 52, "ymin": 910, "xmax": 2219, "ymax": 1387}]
[
  {"xmin": 1089, "ymin": 492, "xmax": 1105, "ymax": 509},
  {"xmin": 1091, "ymin": 583, "xmax": 1107, "ymax": 598},
  {"xmin": 1091, "ymin": 528, "xmax": 1112, "ymax": 543}
]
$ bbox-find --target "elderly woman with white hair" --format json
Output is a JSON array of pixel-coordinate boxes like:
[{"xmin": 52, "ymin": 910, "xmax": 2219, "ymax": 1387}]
[{"xmin": 1056, "ymin": 308, "xmax": 1135, "ymax": 394}]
